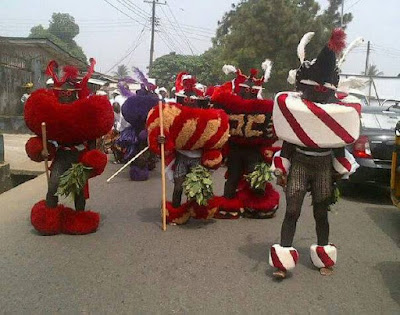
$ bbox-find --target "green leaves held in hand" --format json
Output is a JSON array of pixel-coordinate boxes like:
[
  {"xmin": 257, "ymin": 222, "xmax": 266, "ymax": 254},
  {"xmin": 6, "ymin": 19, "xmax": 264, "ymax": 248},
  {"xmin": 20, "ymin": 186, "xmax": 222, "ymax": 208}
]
[
  {"xmin": 330, "ymin": 184, "xmax": 341, "ymax": 205},
  {"xmin": 183, "ymin": 165, "xmax": 214, "ymax": 206},
  {"xmin": 56, "ymin": 163, "xmax": 93, "ymax": 201},
  {"xmin": 244, "ymin": 162, "xmax": 273, "ymax": 191}
]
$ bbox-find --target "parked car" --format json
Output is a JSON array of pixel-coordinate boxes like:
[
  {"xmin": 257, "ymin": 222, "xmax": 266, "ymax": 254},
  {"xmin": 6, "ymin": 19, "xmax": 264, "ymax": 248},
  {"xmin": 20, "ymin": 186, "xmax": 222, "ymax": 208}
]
[{"xmin": 345, "ymin": 104, "xmax": 400, "ymax": 187}]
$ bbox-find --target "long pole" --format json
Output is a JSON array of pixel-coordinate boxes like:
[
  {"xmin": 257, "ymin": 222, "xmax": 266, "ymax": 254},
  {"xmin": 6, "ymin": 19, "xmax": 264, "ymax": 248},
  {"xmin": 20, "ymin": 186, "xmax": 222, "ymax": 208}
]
[
  {"xmin": 364, "ymin": 41, "xmax": 371, "ymax": 75},
  {"xmin": 149, "ymin": 0, "xmax": 156, "ymax": 69},
  {"xmin": 106, "ymin": 146, "xmax": 149, "ymax": 183},
  {"xmin": 158, "ymin": 100, "xmax": 167, "ymax": 231},
  {"xmin": 341, "ymin": 0, "xmax": 344, "ymax": 28},
  {"xmin": 144, "ymin": 0, "xmax": 166, "ymax": 71},
  {"xmin": 41, "ymin": 122, "xmax": 50, "ymax": 185},
  {"xmin": 365, "ymin": 41, "xmax": 371, "ymax": 104}
]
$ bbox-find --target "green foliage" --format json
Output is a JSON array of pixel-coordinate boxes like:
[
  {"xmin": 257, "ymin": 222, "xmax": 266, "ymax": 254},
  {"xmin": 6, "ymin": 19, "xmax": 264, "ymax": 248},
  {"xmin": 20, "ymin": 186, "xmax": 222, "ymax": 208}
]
[
  {"xmin": 365, "ymin": 64, "xmax": 383, "ymax": 76},
  {"xmin": 150, "ymin": 0, "xmax": 352, "ymax": 93},
  {"xmin": 29, "ymin": 13, "xmax": 87, "ymax": 62},
  {"xmin": 56, "ymin": 163, "xmax": 92, "ymax": 201},
  {"xmin": 183, "ymin": 165, "xmax": 214, "ymax": 206},
  {"xmin": 113, "ymin": 64, "xmax": 129, "ymax": 79},
  {"xmin": 330, "ymin": 183, "xmax": 341, "ymax": 205},
  {"xmin": 245, "ymin": 162, "xmax": 273, "ymax": 191}
]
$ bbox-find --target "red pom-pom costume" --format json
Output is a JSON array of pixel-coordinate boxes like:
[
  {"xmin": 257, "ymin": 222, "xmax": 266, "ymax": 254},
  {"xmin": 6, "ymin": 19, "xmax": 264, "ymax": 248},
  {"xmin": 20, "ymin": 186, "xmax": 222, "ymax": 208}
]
[
  {"xmin": 210, "ymin": 59, "xmax": 280, "ymax": 219},
  {"xmin": 24, "ymin": 59, "xmax": 113, "ymax": 235},
  {"xmin": 147, "ymin": 74, "xmax": 229, "ymax": 224}
]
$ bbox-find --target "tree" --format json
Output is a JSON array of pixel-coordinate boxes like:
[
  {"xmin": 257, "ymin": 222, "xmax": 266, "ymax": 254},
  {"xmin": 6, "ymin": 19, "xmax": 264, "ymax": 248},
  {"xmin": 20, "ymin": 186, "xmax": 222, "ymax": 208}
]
[
  {"xmin": 365, "ymin": 64, "xmax": 383, "ymax": 76},
  {"xmin": 113, "ymin": 65, "xmax": 130, "ymax": 79},
  {"xmin": 208, "ymin": 0, "xmax": 353, "ymax": 92},
  {"xmin": 149, "ymin": 52, "xmax": 214, "ymax": 90},
  {"xmin": 29, "ymin": 13, "xmax": 87, "ymax": 62},
  {"xmin": 151, "ymin": 0, "xmax": 353, "ymax": 92}
]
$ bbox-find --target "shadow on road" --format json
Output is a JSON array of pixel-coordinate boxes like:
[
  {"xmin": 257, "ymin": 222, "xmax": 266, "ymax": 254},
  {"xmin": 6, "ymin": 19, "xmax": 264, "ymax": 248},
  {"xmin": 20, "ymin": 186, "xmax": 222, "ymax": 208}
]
[
  {"xmin": 340, "ymin": 183, "xmax": 392, "ymax": 205},
  {"xmin": 366, "ymin": 207, "xmax": 400, "ymax": 247},
  {"xmin": 376, "ymin": 261, "xmax": 400, "ymax": 306},
  {"xmin": 136, "ymin": 207, "xmax": 161, "ymax": 223}
]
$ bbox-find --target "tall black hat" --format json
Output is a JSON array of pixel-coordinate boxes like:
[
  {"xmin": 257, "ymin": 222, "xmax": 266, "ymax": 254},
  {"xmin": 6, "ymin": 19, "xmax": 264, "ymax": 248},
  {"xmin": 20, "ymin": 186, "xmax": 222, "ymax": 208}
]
[{"xmin": 289, "ymin": 29, "xmax": 346, "ymax": 93}]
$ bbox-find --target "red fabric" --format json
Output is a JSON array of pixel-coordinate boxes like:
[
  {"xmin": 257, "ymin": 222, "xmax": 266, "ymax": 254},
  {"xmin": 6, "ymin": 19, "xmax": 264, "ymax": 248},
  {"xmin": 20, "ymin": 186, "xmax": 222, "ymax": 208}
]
[
  {"xmin": 212, "ymin": 91, "xmax": 273, "ymax": 113},
  {"xmin": 24, "ymin": 89, "xmax": 114, "ymax": 144},
  {"xmin": 336, "ymin": 157, "xmax": 352, "ymax": 172},
  {"xmin": 237, "ymin": 183, "xmax": 280, "ymax": 211},
  {"xmin": 328, "ymin": 28, "xmax": 346, "ymax": 53},
  {"xmin": 273, "ymin": 156, "xmax": 288, "ymax": 175},
  {"xmin": 261, "ymin": 146, "xmax": 281, "ymax": 163},
  {"xmin": 190, "ymin": 202, "xmax": 211, "ymax": 220},
  {"xmin": 31, "ymin": 200, "xmax": 63, "ymax": 235},
  {"xmin": 25, "ymin": 137, "xmax": 56, "ymax": 162},
  {"xmin": 62, "ymin": 208, "xmax": 100, "ymax": 235},
  {"xmin": 316, "ymin": 246, "xmax": 335, "ymax": 268},
  {"xmin": 146, "ymin": 102, "xmax": 229, "ymax": 168},
  {"xmin": 337, "ymin": 101, "xmax": 362, "ymax": 115},
  {"xmin": 208, "ymin": 195, "xmax": 243, "ymax": 212},
  {"xmin": 277, "ymin": 94, "xmax": 319, "ymax": 148},
  {"xmin": 270, "ymin": 246, "xmax": 286, "ymax": 272},
  {"xmin": 290, "ymin": 249, "xmax": 299, "ymax": 264},
  {"xmin": 303, "ymin": 99, "xmax": 356, "ymax": 144},
  {"xmin": 201, "ymin": 150, "xmax": 222, "ymax": 169},
  {"xmin": 79, "ymin": 149, "xmax": 108, "ymax": 177},
  {"xmin": 166, "ymin": 201, "xmax": 189, "ymax": 224}
]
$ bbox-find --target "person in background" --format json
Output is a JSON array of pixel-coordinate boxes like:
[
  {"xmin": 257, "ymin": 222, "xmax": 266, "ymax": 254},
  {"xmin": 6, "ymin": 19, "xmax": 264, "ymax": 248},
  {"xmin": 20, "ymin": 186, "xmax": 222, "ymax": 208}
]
[{"xmin": 21, "ymin": 82, "xmax": 33, "ymax": 105}]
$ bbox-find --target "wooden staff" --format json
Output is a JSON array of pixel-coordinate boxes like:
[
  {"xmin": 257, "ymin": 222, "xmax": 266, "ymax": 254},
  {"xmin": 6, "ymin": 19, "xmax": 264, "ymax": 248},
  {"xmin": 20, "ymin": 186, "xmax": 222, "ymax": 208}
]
[
  {"xmin": 159, "ymin": 101, "xmax": 167, "ymax": 231},
  {"xmin": 106, "ymin": 146, "xmax": 149, "ymax": 183},
  {"xmin": 41, "ymin": 122, "xmax": 50, "ymax": 185}
]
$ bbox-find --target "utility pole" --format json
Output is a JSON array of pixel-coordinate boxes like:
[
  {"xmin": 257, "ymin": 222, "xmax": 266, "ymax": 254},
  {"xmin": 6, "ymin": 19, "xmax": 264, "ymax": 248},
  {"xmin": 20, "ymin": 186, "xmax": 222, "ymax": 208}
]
[
  {"xmin": 364, "ymin": 41, "xmax": 372, "ymax": 104},
  {"xmin": 340, "ymin": 0, "xmax": 344, "ymax": 28},
  {"xmin": 364, "ymin": 41, "xmax": 371, "ymax": 75},
  {"xmin": 144, "ymin": 0, "xmax": 166, "ymax": 71}
]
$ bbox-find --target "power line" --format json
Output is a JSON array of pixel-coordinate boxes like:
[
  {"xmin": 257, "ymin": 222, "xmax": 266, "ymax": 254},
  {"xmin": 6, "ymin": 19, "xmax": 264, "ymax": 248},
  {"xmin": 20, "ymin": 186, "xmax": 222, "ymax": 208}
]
[
  {"xmin": 116, "ymin": 0, "xmax": 150, "ymax": 22},
  {"xmin": 347, "ymin": 0, "xmax": 364, "ymax": 10},
  {"xmin": 102, "ymin": 0, "xmax": 149, "ymax": 28},
  {"xmin": 164, "ymin": 3, "xmax": 197, "ymax": 54},
  {"xmin": 105, "ymin": 23, "xmax": 147, "ymax": 74}
]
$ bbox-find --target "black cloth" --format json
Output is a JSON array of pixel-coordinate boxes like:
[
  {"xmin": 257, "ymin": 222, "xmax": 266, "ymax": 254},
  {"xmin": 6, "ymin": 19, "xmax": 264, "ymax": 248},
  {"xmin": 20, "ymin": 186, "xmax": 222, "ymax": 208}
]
[
  {"xmin": 224, "ymin": 143, "xmax": 263, "ymax": 199},
  {"xmin": 280, "ymin": 151, "xmax": 333, "ymax": 247},
  {"xmin": 46, "ymin": 149, "xmax": 86, "ymax": 211}
]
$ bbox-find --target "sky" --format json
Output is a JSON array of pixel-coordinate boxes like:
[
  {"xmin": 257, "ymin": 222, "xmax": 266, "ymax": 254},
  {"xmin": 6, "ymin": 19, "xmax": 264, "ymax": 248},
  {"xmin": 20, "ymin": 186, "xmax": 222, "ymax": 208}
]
[{"xmin": 1, "ymin": 0, "xmax": 400, "ymax": 77}]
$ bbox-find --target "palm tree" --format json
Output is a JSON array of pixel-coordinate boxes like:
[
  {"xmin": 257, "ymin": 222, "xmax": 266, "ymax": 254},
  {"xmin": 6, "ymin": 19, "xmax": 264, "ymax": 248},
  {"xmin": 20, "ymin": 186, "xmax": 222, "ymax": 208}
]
[
  {"xmin": 365, "ymin": 64, "xmax": 383, "ymax": 76},
  {"xmin": 113, "ymin": 64, "xmax": 129, "ymax": 79}
]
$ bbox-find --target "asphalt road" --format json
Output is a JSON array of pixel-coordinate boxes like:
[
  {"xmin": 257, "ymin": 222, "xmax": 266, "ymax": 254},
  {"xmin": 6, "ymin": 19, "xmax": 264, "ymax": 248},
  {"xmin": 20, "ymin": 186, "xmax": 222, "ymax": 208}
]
[{"xmin": 0, "ymin": 162, "xmax": 400, "ymax": 314}]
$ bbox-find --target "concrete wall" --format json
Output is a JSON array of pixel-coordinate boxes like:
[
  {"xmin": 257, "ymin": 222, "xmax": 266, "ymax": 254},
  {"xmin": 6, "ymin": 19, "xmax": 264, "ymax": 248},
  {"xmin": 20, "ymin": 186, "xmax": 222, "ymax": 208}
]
[{"xmin": 0, "ymin": 42, "xmax": 84, "ymax": 132}]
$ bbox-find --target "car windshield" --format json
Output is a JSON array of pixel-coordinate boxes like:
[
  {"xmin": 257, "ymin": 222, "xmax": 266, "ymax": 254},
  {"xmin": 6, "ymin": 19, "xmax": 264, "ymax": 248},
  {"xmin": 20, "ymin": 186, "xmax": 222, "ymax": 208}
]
[{"xmin": 361, "ymin": 111, "xmax": 400, "ymax": 130}]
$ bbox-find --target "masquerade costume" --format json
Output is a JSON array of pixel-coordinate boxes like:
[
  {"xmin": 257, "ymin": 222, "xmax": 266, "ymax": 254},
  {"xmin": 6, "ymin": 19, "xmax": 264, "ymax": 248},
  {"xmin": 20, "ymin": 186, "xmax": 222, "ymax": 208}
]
[
  {"xmin": 116, "ymin": 69, "xmax": 158, "ymax": 181},
  {"xmin": 210, "ymin": 60, "xmax": 280, "ymax": 219},
  {"xmin": 24, "ymin": 59, "xmax": 114, "ymax": 235},
  {"xmin": 269, "ymin": 29, "xmax": 361, "ymax": 277},
  {"xmin": 147, "ymin": 73, "xmax": 230, "ymax": 224}
]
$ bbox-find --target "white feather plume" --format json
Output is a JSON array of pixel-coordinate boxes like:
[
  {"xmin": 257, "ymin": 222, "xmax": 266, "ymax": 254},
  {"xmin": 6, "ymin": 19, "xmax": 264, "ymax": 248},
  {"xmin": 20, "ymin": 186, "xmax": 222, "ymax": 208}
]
[
  {"xmin": 287, "ymin": 69, "xmax": 297, "ymax": 85},
  {"xmin": 222, "ymin": 64, "xmax": 237, "ymax": 75},
  {"xmin": 338, "ymin": 37, "xmax": 364, "ymax": 67},
  {"xmin": 261, "ymin": 59, "xmax": 273, "ymax": 82},
  {"xmin": 297, "ymin": 32, "xmax": 315, "ymax": 64}
]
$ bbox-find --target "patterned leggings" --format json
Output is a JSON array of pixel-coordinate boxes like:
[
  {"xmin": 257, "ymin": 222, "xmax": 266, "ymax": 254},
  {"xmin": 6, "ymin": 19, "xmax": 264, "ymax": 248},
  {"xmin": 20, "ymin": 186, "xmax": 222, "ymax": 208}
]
[{"xmin": 280, "ymin": 152, "xmax": 333, "ymax": 247}]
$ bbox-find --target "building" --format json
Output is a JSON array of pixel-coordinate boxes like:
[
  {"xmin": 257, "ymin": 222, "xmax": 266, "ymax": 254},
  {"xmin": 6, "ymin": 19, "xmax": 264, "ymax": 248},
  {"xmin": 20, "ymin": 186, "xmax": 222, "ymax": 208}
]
[{"xmin": 0, "ymin": 36, "xmax": 88, "ymax": 132}]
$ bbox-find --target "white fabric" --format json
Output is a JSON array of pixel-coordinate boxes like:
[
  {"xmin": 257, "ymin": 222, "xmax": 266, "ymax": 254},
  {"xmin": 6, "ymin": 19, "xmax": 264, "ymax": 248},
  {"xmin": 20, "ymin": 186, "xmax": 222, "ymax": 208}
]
[
  {"xmin": 310, "ymin": 244, "xmax": 337, "ymax": 268},
  {"xmin": 177, "ymin": 149, "xmax": 202, "ymax": 158},
  {"xmin": 273, "ymin": 92, "xmax": 360, "ymax": 148},
  {"xmin": 114, "ymin": 112, "xmax": 131, "ymax": 132},
  {"xmin": 270, "ymin": 151, "xmax": 291, "ymax": 174},
  {"xmin": 269, "ymin": 244, "xmax": 298, "ymax": 271},
  {"xmin": 333, "ymin": 149, "xmax": 359, "ymax": 178}
]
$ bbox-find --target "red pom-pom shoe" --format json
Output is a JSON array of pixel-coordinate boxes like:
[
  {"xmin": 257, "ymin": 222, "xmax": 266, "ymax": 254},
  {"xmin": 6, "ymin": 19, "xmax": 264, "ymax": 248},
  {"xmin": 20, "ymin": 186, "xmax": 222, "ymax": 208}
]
[
  {"xmin": 62, "ymin": 208, "xmax": 100, "ymax": 235},
  {"xmin": 31, "ymin": 200, "xmax": 64, "ymax": 235}
]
